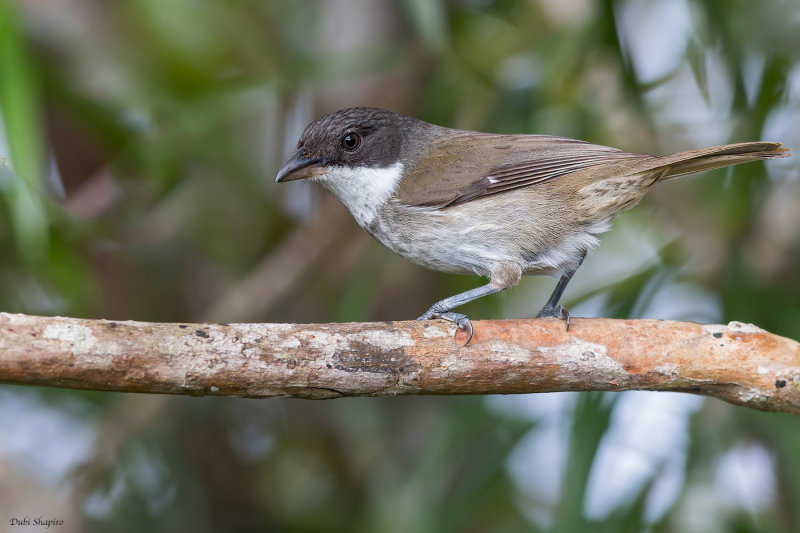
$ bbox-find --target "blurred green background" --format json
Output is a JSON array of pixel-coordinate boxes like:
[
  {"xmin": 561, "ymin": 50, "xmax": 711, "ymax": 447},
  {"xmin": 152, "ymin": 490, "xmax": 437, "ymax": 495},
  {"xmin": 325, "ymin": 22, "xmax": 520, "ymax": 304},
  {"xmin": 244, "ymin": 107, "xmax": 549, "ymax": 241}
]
[{"xmin": 1, "ymin": 0, "xmax": 799, "ymax": 532}]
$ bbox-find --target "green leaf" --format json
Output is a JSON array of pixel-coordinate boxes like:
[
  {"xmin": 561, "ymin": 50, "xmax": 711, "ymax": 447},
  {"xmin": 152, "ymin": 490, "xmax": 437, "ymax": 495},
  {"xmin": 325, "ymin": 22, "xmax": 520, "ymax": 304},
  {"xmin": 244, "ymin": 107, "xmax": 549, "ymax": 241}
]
[{"xmin": 0, "ymin": 0, "xmax": 48, "ymax": 262}]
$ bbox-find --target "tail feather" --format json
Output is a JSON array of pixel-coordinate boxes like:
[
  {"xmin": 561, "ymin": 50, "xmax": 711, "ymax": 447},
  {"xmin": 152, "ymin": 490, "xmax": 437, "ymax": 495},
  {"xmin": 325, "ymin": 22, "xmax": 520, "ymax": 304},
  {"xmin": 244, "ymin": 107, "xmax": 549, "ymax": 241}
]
[
  {"xmin": 656, "ymin": 142, "xmax": 790, "ymax": 181},
  {"xmin": 576, "ymin": 141, "xmax": 789, "ymax": 221}
]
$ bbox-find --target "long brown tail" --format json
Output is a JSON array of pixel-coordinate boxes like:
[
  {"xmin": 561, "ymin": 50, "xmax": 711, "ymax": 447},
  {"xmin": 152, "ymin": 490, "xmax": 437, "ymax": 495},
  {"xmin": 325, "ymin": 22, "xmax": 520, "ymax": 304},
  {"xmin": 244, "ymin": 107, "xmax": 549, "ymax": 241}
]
[
  {"xmin": 655, "ymin": 142, "xmax": 790, "ymax": 181},
  {"xmin": 576, "ymin": 141, "xmax": 789, "ymax": 220}
]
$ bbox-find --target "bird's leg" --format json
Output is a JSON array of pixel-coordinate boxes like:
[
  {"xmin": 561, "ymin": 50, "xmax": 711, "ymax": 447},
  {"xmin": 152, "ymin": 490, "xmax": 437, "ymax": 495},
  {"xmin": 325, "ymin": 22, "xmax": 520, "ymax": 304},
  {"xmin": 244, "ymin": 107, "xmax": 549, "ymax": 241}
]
[
  {"xmin": 536, "ymin": 250, "xmax": 587, "ymax": 330},
  {"xmin": 417, "ymin": 283, "xmax": 500, "ymax": 344}
]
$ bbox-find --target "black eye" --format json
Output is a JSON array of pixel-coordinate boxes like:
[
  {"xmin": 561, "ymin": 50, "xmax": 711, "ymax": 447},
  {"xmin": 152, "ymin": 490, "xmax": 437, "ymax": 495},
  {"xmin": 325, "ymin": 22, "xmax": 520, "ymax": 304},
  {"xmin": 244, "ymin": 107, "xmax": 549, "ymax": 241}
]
[{"xmin": 342, "ymin": 132, "xmax": 361, "ymax": 151}]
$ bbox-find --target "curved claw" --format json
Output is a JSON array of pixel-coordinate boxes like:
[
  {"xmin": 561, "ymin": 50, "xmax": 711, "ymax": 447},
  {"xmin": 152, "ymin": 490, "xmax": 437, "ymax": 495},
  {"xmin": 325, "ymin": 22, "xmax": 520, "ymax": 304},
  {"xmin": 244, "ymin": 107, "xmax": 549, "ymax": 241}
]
[
  {"xmin": 417, "ymin": 310, "xmax": 474, "ymax": 345},
  {"xmin": 441, "ymin": 312, "xmax": 473, "ymax": 345},
  {"xmin": 536, "ymin": 304, "xmax": 571, "ymax": 331}
]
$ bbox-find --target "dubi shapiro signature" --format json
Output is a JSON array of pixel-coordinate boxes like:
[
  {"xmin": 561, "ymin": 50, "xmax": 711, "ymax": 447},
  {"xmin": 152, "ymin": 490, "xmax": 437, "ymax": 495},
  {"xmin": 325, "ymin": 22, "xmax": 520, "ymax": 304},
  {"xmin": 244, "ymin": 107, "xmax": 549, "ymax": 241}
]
[{"xmin": 9, "ymin": 516, "xmax": 64, "ymax": 529}]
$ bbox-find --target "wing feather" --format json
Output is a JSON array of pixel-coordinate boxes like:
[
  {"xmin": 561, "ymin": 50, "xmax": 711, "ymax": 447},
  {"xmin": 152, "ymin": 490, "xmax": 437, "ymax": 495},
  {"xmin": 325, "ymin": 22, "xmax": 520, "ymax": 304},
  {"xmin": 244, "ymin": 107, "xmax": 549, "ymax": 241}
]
[{"xmin": 395, "ymin": 132, "xmax": 646, "ymax": 208}]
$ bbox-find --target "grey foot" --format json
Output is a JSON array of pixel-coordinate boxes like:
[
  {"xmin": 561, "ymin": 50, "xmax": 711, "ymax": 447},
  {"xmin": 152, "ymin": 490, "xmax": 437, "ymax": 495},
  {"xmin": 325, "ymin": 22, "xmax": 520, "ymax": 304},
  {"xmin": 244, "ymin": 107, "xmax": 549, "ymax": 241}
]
[
  {"xmin": 536, "ymin": 304, "xmax": 571, "ymax": 330},
  {"xmin": 417, "ymin": 310, "xmax": 474, "ymax": 345}
]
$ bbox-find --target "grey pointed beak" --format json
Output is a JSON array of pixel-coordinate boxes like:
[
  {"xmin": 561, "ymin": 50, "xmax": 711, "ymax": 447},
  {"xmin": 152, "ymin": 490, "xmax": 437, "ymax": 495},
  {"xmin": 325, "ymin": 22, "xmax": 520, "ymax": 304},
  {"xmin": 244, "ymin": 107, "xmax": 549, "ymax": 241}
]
[{"xmin": 275, "ymin": 150, "xmax": 329, "ymax": 183}]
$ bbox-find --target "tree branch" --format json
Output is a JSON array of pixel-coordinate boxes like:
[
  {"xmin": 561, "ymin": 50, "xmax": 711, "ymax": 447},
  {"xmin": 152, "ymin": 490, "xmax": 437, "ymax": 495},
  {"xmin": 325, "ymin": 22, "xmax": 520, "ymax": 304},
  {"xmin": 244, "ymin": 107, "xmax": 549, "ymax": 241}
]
[{"xmin": 1, "ymin": 312, "xmax": 798, "ymax": 415}]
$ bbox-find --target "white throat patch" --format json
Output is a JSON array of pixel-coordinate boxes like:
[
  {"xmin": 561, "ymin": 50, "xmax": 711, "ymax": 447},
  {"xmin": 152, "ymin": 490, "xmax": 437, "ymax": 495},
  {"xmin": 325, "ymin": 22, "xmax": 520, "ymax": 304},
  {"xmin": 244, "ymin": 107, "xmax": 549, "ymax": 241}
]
[{"xmin": 314, "ymin": 162, "xmax": 404, "ymax": 227}]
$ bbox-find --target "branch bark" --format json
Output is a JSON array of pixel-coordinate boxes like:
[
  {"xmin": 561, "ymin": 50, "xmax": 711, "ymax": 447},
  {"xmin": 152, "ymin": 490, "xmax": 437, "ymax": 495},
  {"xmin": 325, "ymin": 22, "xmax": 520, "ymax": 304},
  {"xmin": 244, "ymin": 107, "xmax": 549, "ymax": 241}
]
[{"xmin": 1, "ymin": 312, "xmax": 798, "ymax": 415}]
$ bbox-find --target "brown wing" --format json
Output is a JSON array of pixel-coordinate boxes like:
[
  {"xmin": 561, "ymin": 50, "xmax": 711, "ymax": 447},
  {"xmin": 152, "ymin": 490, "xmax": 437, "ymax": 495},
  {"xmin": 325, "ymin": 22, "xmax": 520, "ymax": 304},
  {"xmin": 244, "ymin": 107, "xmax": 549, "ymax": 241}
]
[{"xmin": 394, "ymin": 131, "xmax": 647, "ymax": 208}]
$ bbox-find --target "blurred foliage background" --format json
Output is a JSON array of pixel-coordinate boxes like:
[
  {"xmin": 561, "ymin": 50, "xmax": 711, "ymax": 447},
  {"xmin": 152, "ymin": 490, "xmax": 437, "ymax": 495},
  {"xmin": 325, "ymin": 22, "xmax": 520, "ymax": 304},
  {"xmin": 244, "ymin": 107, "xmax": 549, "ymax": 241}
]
[{"xmin": 1, "ymin": 0, "xmax": 799, "ymax": 532}]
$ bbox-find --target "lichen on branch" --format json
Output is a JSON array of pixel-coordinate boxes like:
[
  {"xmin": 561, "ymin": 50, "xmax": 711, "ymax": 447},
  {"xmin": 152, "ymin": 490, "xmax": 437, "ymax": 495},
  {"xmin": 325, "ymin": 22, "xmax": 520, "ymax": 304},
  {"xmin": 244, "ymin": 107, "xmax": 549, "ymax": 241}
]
[{"xmin": 0, "ymin": 312, "xmax": 798, "ymax": 415}]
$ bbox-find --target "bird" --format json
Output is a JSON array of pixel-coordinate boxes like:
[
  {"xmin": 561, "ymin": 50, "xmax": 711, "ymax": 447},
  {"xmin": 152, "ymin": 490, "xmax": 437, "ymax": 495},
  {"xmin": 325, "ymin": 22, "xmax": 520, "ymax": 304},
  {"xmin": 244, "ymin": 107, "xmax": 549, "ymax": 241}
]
[{"xmin": 275, "ymin": 107, "xmax": 790, "ymax": 343}]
